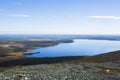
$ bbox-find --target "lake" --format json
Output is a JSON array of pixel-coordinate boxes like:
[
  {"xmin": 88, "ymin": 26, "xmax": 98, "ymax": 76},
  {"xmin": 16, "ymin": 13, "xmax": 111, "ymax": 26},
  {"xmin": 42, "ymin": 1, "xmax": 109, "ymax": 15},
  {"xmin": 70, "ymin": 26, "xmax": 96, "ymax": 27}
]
[{"xmin": 27, "ymin": 39, "xmax": 120, "ymax": 58}]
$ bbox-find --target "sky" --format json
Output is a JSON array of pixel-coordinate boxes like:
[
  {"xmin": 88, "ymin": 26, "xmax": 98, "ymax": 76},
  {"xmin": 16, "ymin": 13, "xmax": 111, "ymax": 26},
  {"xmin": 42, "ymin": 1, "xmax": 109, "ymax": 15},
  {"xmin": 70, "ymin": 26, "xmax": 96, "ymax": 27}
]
[{"xmin": 0, "ymin": 0, "xmax": 120, "ymax": 35}]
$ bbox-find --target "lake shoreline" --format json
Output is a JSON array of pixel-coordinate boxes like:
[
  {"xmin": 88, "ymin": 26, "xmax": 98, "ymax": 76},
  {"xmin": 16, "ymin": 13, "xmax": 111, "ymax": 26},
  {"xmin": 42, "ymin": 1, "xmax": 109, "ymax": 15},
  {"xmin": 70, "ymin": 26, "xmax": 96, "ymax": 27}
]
[
  {"xmin": 0, "ymin": 50, "xmax": 120, "ymax": 80},
  {"xmin": 0, "ymin": 56, "xmax": 86, "ymax": 67},
  {"xmin": 1, "ymin": 38, "xmax": 120, "ymax": 63},
  {"xmin": 26, "ymin": 39, "xmax": 120, "ymax": 58},
  {"xmin": 0, "ymin": 39, "xmax": 74, "ymax": 62},
  {"xmin": 0, "ymin": 49, "xmax": 120, "ymax": 67}
]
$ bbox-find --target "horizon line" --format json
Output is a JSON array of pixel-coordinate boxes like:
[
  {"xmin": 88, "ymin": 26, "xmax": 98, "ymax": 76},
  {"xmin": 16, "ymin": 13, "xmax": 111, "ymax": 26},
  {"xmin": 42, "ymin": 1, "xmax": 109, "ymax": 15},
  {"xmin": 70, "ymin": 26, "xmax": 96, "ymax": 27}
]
[{"xmin": 0, "ymin": 34, "xmax": 120, "ymax": 36}]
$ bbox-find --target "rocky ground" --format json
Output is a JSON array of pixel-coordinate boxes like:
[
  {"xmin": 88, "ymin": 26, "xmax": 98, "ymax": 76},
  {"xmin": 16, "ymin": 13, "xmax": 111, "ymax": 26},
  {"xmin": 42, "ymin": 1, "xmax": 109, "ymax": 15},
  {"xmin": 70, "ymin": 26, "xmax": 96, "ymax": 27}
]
[
  {"xmin": 0, "ymin": 60, "xmax": 120, "ymax": 80},
  {"xmin": 0, "ymin": 44, "xmax": 120, "ymax": 80}
]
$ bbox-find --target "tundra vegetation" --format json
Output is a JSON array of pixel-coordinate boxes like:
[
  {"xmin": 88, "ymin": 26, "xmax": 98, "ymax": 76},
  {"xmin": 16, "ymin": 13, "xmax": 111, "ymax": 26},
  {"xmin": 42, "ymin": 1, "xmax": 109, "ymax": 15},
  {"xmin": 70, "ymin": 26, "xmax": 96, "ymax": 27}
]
[{"xmin": 0, "ymin": 36, "xmax": 120, "ymax": 80}]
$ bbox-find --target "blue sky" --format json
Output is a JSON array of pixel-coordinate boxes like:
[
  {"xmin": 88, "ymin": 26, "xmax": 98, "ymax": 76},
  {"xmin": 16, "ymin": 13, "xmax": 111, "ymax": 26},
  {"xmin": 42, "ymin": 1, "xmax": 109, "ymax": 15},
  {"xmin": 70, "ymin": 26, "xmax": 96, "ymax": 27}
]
[{"xmin": 0, "ymin": 0, "xmax": 120, "ymax": 34}]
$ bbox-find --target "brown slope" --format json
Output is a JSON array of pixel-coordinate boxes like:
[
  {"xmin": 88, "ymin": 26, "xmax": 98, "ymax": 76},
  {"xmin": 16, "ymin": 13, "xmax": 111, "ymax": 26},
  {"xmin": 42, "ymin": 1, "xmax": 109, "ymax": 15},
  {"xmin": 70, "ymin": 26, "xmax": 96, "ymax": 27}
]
[{"xmin": 80, "ymin": 50, "xmax": 120, "ymax": 63}]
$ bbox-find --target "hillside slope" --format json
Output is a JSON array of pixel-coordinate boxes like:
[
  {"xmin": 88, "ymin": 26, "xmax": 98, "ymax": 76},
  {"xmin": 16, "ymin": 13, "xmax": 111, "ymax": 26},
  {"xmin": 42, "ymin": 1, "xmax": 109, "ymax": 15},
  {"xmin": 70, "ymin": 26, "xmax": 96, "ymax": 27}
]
[{"xmin": 80, "ymin": 50, "xmax": 120, "ymax": 63}]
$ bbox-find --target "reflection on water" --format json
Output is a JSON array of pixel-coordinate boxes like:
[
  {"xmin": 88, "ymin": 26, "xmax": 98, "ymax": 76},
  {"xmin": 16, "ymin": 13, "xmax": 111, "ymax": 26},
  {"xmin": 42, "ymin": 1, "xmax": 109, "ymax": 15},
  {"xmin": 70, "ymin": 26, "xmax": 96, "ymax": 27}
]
[{"xmin": 27, "ymin": 39, "xmax": 120, "ymax": 58}]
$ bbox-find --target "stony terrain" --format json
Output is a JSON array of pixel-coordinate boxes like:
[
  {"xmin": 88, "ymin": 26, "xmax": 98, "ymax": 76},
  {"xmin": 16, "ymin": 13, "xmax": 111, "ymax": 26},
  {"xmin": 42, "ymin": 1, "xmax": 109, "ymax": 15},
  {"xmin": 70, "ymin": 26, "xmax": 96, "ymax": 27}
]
[
  {"xmin": 0, "ymin": 37, "xmax": 120, "ymax": 80},
  {"xmin": 0, "ymin": 60, "xmax": 119, "ymax": 80},
  {"xmin": 0, "ymin": 49, "xmax": 120, "ymax": 80}
]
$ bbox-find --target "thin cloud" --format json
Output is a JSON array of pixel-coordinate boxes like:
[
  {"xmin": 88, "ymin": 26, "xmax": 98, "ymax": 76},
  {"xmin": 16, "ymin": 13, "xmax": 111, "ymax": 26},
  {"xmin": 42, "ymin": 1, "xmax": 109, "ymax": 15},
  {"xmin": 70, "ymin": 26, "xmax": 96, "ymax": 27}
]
[
  {"xmin": 0, "ymin": 9, "xmax": 6, "ymax": 11},
  {"xmin": 88, "ymin": 16, "xmax": 120, "ymax": 20},
  {"xmin": 52, "ymin": 15, "xmax": 80, "ymax": 18},
  {"xmin": 0, "ymin": 14, "xmax": 31, "ymax": 17}
]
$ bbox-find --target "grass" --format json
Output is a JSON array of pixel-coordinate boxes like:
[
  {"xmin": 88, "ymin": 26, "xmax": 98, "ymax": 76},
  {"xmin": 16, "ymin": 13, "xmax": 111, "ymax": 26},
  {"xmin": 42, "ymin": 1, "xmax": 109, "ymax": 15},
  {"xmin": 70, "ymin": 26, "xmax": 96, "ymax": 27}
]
[{"xmin": 96, "ymin": 66, "xmax": 120, "ymax": 74}]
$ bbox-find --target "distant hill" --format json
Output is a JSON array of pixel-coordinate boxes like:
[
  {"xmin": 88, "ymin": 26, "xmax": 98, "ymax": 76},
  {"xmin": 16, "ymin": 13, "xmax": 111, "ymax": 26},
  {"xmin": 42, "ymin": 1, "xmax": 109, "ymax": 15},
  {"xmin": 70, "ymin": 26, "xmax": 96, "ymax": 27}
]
[{"xmin": 80, "ymin": 50, "xmax": 120, "ymax": 63}]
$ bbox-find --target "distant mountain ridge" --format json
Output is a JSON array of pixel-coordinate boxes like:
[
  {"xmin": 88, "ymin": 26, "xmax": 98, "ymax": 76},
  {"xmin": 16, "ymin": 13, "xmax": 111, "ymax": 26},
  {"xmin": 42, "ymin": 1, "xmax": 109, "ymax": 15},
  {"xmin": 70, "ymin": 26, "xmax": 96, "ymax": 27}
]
[{"xmin": 0, "ymin": 34, "xmax": 120, "ymax": 41}]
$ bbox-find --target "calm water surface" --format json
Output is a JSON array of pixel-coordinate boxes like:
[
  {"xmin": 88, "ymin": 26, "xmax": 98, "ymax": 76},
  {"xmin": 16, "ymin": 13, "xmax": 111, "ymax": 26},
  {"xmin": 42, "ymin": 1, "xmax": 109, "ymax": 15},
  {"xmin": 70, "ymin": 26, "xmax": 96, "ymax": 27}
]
[{"xmin": 27, "ymin": 39, "xmax": 120, "ymax": 57}]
